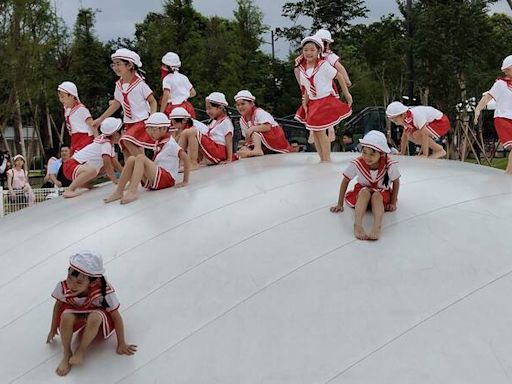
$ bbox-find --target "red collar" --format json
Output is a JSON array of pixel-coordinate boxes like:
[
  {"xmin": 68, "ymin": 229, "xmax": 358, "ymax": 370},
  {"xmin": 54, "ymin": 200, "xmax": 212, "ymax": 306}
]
[{"xmin": 497, "ymin": 76, "xmax": 512, "ymax": 89}]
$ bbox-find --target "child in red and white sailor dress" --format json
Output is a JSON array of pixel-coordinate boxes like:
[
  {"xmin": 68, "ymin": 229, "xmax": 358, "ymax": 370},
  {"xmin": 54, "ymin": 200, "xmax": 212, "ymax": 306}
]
[
  {"xmin": 160, "ymin": 52, "xmax": 197, "ymax": 119},
  {"xmin": 93, "ymin": 48, "xmax": 157, "ymax": 158},
  {"xmin": 475, "ymin": 55, "xmax": 512, "ymax": 174},
  {"xmin": 104, "ymin": 112, "xmax": 190, "ymax": 204},
  {"xmin": 47, "ymin": 251, "xmax": 136, "ymax": 376},
  {"xmin": 62, "ymin": 118, "xmax": 121, "ymax": 198},
  {"xmin": 178, "ymin": 92, "xmax": 236, "ymax": 169},
  {"xmin": 57, "ymin": 82, "xmax": 97, "ymax": 154},
  {"xmin": 386, "ymin": 101, "xmax": 450, "ymax": 159},
  {"xmin": 234, "ymin": 90, "xmax": 293, "ymax": 158},
  {"xmin": 330, "ymin": 130, "xmax": 400, "ymax": 241},
  {"xmin": 295, "ymin": 35, "xmax": 352, "ymax": 163}
]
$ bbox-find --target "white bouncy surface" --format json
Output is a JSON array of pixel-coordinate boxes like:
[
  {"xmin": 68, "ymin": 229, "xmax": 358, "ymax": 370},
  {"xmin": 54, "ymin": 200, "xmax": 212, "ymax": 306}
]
[{"xmin": 1, "ymin": 153, "xmax": 512, "ymax": 384}]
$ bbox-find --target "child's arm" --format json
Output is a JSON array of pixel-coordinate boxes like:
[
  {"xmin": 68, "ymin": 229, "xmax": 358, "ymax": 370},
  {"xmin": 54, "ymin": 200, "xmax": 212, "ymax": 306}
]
[
  {"xmin": 86, "ymin": 117, "xmax": 99, "ymax": 138},
  {"xmin": 294, "ymin": 67, "xmax": 301, "ymax": 87},
  {"xmin": 336, "ymin": 72, "xmax": 353, "ymax": 106},
  {"xmin": 46, "ymin": 300, "xmax": 62, "ymax": 343},
  {"xmin": 160, "ymin": 89, "xmax": 170, "ymax": 112},
  {"xmin": 400, "ymin": 131, "xmax": 409, "ymax": 155},
  {"xmin": 387, "ymin": 178, "xmax": 400, "ymax": 212},
  {"xmin": 112, "ymin": 156, "xmax": 123, "ymax": 173},
  {"xmin": 109, "ymin": 309, "xmax": 137, "ymax": 355},
  {"xmin": 7, "ymin": 169, "xmax": 14, "ymax": 197},
  {"xmin": 175, "ymin": 150, "xmax": 190, "ymax": 188},
  {"xmin": 334, "ymin": 61, "xmax": 352, "ymax": 87},
  {"xmin": 102, "ymin": 155, "xmax": 118, "ymax": 184},
  {"xmin": 419, "ymin": 126, "xmax": 430, "ymax": 157},
  {"xmin": 330, "ymin": 177, "xmax": 350, "ymax": 213},
  {"xmin": 245, "ymin": 123, "xmax": 271, "ymax": 139},
  {"xmin": 221, "ymin": 133, "xmax": 234, "ymax": 164},
  {"xmin": 189, "ymin": 87, "xmax": 197, "ymax": 98},
  {"xmin": 148, "ymin": 94, "xmax": 158, "ymax": 114},
  {"xmin": 93, "ymin": 100, "xmax": 121, "ymax": 129},
  {"xmin": 49, "ymin": 173, "xmax": 62, "ymax": 188},
  {"xmin": 474, "ymin": 93, "xmax": 493, "ymax": 125}
]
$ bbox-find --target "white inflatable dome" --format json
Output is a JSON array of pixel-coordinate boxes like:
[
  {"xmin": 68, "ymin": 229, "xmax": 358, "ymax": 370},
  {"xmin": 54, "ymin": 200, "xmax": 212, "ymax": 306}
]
[{"xmin": 1, "ymin": 153, "xmax": 512, "ymax": 383}]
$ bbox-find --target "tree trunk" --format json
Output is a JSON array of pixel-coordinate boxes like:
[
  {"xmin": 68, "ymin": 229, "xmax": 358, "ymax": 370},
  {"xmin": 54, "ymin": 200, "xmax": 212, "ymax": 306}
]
[{"xmin": 13, "ymin": 87, "xmax": 26, "ymax": 160}]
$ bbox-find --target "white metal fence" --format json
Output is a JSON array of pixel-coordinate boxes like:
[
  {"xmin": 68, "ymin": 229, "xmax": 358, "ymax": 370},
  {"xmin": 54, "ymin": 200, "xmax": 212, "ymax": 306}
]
[{"xmin": 0, "ymin": 186, "xmax": 68, "ymax": 217}]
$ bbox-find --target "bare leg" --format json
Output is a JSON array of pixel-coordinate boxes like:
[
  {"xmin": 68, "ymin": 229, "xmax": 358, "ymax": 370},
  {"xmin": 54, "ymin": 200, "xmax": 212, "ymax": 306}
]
[
  {"xmin": 327, "ymin": 126, "xmax": 336, "ymax": 142},
  {"xmin": 506, "ymin": 150, "xmax": 512, "ymax": 175},
  {"xmin": 104, "ymin": 156, "xmax": 136, "ymax": 203},
  {"xmin": 320, "ymin": 129, "xmax": 331, "ymax": 162},
  {"xmin": 63, "ymin": 166, "xmax": 97, "ymax": 198},
  {"xmin": 121, "ymin": 154, "xmax": 159, "ymax": 204},
  {"xmin": 354, "ymin": 189, "xmax": 371, "ymax": 240},
  {"xmin": 238, "ymin": 134, "xmax": 264, "ymax": 158},
  {"xmin": 181, "ymin": 129, "xmax": 200, "ymax": 169},
  {"xmin": 410, "ymin": 131, "xmax": 446, "ymax": 158},
  {"xmin": 56, "ymin": 313, "xmax": 76, "ymax": 376},
  {"xmin": 123, "ymin": 141, "xmax": 144, "ymax": 157},
  {"xmin": 312, "ymin": 131, "xmax": 324, "ymax": 162},
  {"xmin": 69, "ymin": 312, "xmax": 102, "ymax": 366},
  {"xmin": 368, "ymin": 192, "xmax": 384, "ymax": 240}
]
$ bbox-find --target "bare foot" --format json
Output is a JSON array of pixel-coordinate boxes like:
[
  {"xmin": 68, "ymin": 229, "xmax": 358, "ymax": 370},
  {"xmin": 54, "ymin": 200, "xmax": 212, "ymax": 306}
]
[
  {"xmin": 56, "ymin": 355, "xmax": 72, "ymax": 376},
  {"xmin": 237, "ymin": 150, "xmax": 249, "ymax": 159},
  {"xmin": 367, "ymin": 226, "xmax": 381, "ymax": 241},
  {"xmin": 69, "ymin": 350, "xmax": 84, "ymax": 366},
  {"xmin": 429, "ymin": 149, "xmax": 446, "ymax": 159},
  {"xmin": 179, "ymin": 163, "xmax": 200, "ymax": 173},
  {"xmin": 120, "ymin": 191, "xmax": 138, "ymax": 205},
  {"xmin": 354, "ymin": 224, "xmax": 368, "ymax": 240},
  {"xmin": 104, "ymin": 191, "xmax": 123, "ymax": 203},
  {"xmin": 63, "ymin": 189, "xmax": 81, "ymax": 198}
]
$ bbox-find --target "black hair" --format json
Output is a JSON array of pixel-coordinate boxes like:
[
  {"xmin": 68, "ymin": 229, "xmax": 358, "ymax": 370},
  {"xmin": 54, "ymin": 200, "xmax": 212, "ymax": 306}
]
[
  {"xmin": 342, "ymin": 131, "xmax": 353, "ymax": 140},
  {"xmin": 383, "ymin": 154, "xmax": 390, "ymax": 187},
  {"xmin": 164, "ymin": 64, "xmax": 180, "ymax": 74},
  {"xmin": 121, "ymin": 59, "xmax": 146, "ymax": 80},
  {"xmin": 207, "ymin": 101, "xmax": 233, "ymax": 124},
  {"xmin": 68, "ymin": 268, "xmax": 110, "ymax": 309},
  {"xmin": 171, "ymin": 117, "xmax": 193, "ymax": 128}
]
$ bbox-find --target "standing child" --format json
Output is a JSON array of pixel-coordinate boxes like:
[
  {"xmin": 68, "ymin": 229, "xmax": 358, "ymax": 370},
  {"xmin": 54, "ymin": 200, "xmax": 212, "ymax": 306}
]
[
  {"xmin": 93, "ymin": 48, "xmax": 157, "ymax": 158},
  {"xmin": 474, "ymin": 55, "xmax": 512, "ymax": 174},
  {"xmin": 330, "ymin": 130, "xmax": 401, "ymax": 241},
  {"xmin": 47, "ymin": 251, "xmax": 136, "ymax": 376},
  {"xmin": 104, "ymin": 113, "xmax": 190, "ymax": 204},
  {"xmin": 57, "ymin": 82, "xmax": 97, "ymax": 154},
  {"xmin": 295, "ymin": 35, "xmax": 352, "ymax": 162},
  {"xmin": 6, "ymin": 154, "xmax": 35, "ymax": 206},
  {"xmin": 178, "ymin": 92, "xmax": 236, "ymax": 169},
  {"xmin": 160, "ymin": 52, "xmax": 197, "ymax": 119},
  {"xmin": 235, "ymin": 90, "xmax": 293, "ymax": 158},
  {"xmin": 386, "ymin": 101, "xmax": 450, "ymax": 159},
  {"xmin": 62, "ymin": 118, "xmax": 122, "ymax": 198}
]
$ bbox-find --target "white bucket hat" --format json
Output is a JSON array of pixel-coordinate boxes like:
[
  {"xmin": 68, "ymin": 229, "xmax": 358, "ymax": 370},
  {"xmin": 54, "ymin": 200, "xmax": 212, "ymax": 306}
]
[
  {"xmin": 206, "ymin": 92, "xmax": 228, "ymax": 106},
  {"xmin": 57, "ymin": 81, "xmax": 80, "ymax": 101},
  {"xmin": 69, "ymin": 250, "xmax": 105, "ymax": 278},
  {"xmin": 501, "ymin": 55, "xmax": 512, "ymax": 71},
  {"xmin": 386, "ymin": 101, "xmax": 408, "ymax": 118},
  {"xmin": 359, "ymin": 130, "xmax": 391, "ymax": 154},
  {"xmin": 169, "ymin": 107, "xmax": 191, "ymax": 119},
  {"xmin": 145, "ymin": 112, "xmax": 170, "ymax": 127},
  {"xmin": 162, "ymin": 52, "xmax": 181, "ymax": 68},
  {"xmin": 300, "ymin": 35, "xmax": 324, "ymax": 53},
  {"xmin": 13, "ymin": 154, "xmax": 26, "ymax": 162},
  {"xmin": 315, "ymin": 29, "xmax": 333, "ymax": 43},
  {"xmin": 234, "ymin": 90, "xmax": 256, "ymax": 102},
  {"xmin": 111, "ymin": 48, "xmax": 143, "ymax": 68},
  {"xmin": 100, "ymin": 117, "xmax": 123, "ymax": 135}
]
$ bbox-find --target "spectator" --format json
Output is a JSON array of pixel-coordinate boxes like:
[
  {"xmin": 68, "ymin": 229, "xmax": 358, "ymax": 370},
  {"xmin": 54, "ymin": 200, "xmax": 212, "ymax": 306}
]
[
  {"xmin": 48, "ymin": 146, "xmax": 72, "ymax": 188},
  {"xmin": 42, "ymin": 148, "xmax": 59, "ymax": 188},
  {"xmin": 7, "ymin": 154, "xmax": 35, "ymax": 206},
  {"xmin": 0, "ymin": 151, "xmax": 10, "ymax": 188},
  {"xmin": 342, "ymin": 131, "xmax": 359, "ymax": 152}
]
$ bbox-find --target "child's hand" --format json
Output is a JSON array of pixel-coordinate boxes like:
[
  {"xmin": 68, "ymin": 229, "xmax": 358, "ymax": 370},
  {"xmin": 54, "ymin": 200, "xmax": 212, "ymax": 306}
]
[
  {"xmin": 219, "ymin": 160, "xmax": 232, "ymax": 165},
  {"xmin": 330, "ymin": 204, "xmax": 344, "ymax": 213},
  {"xmin": 117, "ymin": 342, "xmax": 137, "ymax": 356},
  {"xmin": 386, "ymin": 203, "xmax": 397, "ymax": 212},
  {"xmin": 174, "ymin": 181, "xmax": 188, "ymax": 188},
  {"xmin": 46, "ymin": 328, "xmax": 58, "ymax": 343}
]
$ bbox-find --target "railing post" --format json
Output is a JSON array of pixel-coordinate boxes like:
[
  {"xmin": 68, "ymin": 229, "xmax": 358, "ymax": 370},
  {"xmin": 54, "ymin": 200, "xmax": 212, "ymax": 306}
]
[{"xmin": 0, "ymin": 187, "xmax": 4, "ymax": 217}]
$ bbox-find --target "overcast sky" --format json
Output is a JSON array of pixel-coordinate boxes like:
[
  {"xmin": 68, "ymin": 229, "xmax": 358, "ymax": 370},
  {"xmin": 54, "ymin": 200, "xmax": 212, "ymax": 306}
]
[{"xmin": 53, "ymin": 0, "xmax": 511, "ymax": 58}]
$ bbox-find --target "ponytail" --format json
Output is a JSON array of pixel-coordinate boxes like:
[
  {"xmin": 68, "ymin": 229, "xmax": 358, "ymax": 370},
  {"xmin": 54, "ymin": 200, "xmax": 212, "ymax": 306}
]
[
  {"xmin": 383, "ymin": 154, "xmax": 390, "ymax": 187},
  {"xmin": 100, "ymin": 276, "xmax": 109, "ymax": 309}
]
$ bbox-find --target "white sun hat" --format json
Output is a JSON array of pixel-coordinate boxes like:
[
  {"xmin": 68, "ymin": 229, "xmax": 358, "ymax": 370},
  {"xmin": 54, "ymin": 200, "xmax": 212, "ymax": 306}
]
[
  {"xmin": 300, "ymin": 35, "xmax": 324, "ymax": 52},
  {"xmin": 100, "ymin": 117, "xmax": 123, "ymax": 135},
  {"xmin": 57, "ymin": 81, "xmax": 80, "ymax": 101},
  {"xmin": 69, "ymin": 250, "xmax": 105, "ymax": 278},
  {"xmin": 386, "ymin": 101, "xmax": 409, "ymax": 118},
  {"xmin": 145, "ymin": 112, "xmax": 170, "ymax": 128},
  {"xmin": 315, "ymin": 29, "xmax": 334, "ymax": 43},
  {"xmin": 111, "ymin": 48, "xmax": 143, "ymax": 68},
  {"xmin": 234, "ymin": 90, "xmax": 256, "ymax": 102},
  {"xmin": 162, "ymin": 52, "xmax": 181, "ymax": 68},
  {"xmin": 206, "ymin": 92, "xmax": 228, "ymax": 106},
  {"xmin": 168, "ymin": 107, "xmax": 191, "ymax": 119},
  {"xmin": 501, "ymin": 55, "xmax": 512, "ymax": 71},
  {"xmin": 359, "ymin": 130, "xmax": 391, "ymax": 154}
]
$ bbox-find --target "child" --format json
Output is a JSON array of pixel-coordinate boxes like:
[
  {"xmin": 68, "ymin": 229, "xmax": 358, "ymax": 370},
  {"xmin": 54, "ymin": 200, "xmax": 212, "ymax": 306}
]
[
  {"xmin": 62, "ymin": 118, "xmax": 121, "ymax": 198},
  {"xmin": 57, "ymin": 81, "xmax": 97, "ymax": 154},
  {"xmin": 47, "ymin": 251, "xmax": 136, "ymax": 376},
  {"xmin": 386, "ymin": 101, "xmax": 450, "ymax": 159},
  {"xmin": 294, "ymin": 29, "xmax": 352, "ymax": 143},
  {"xmin": 342, "ymin": 131, "xmax": 358, "ymax": 152},
  {"xmin": 6, "ymin": 154, "xmax": 35, "ymax": 206},
  {"xmin": 295, "ymin": 35, "xmax": 353, "ymax": 163},
  {"xmin": 235, "ymin": 90, "xmax": 293, "ymax": 158},
  {"xmin": 160, "ymin": 52, "xmax": 197, "ymax": 119},
  {"xmin": 104, "ymin": 113, "xmax": 190, "ymax": 204},
  {"xmin": 330, "ymin": 130, "xmax": 400, "ymax": 241},
  {"xmin": 93, "ymin": 48, "xmax": 157, "ymax": 158},
  {"xmin": 178, "ymin": 92, "xmax": 236, "ymax": 169},
  {"xmin": 474, "ymin": 55, "xmax": 512, "ymax": 174}
]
